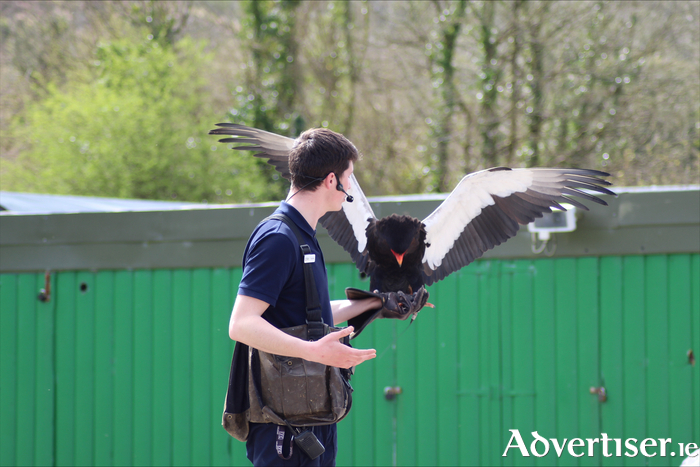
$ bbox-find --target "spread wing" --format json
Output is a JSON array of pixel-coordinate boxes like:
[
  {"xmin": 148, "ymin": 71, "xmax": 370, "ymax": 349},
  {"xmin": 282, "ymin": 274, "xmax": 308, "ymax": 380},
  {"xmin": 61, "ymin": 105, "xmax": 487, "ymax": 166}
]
[
  {"xmin": 319, "ymin": 174, "xmax": 377, "ymax": 275},
  {"xmin": 208, "ymin": 123, "xmax": 295, "ymax": 179},
  {"xmin": 421, "ymin": 167, "xmax": 615, "ymax": 285},
  {"xmin": 209, "ymin": 123, "xmax": 377, "ymax": 273}
]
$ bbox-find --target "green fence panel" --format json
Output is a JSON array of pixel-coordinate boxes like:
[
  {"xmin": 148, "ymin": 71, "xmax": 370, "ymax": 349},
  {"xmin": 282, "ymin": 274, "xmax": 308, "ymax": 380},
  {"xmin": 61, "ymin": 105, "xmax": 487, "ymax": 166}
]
[
  {"xmin": 437, "ymin": 273, "xmax": 461, "ymax": 466},
  {"xmin": 693, "ymin": 255, "xmax": 700, "ymax": 456},
  {"xmin": 396, "ymin": 307, "xmax": 419, "ymax": 467},
  {"xmin": 416, "ymin": 272, "xmax": 440, "ymax": 466},
  {"xmin": 621, "ymin": 255, "xmax": 646, "ymax": 467},
  {"xmin": 578, "ymin": 257, "xmax": 602, "ymax": 467},
  {"xmin": 668, "ymin": 256, "xmax": 694, "ymax": 456},
  {"xmin": 509, "ymin": 261, "xmax": 536, "ymax": 467},
  {"xmin": 0, "ymin": 274, "xmax": 18, "ymax": 466},
  {"xmin": 532, "ymin": 259, "xmax": 557, "ymax": 446},
  {"xmin": 647, "ymin": 255, "xmax": 670, "ymax": 467},
  {"xmin": 457, "ymin": 267, "xmax": 482, "ymax": 467},
  {"xmin": 1, "ymin": 254, "xmax": 698, "ymax": 467},
  {"xmin": 112, "ymin": 270, "xmax": 134, "ymax": 467},
  {"xmin": 600, "ymin": 256, "xmax": 624, "ymax": 467}
]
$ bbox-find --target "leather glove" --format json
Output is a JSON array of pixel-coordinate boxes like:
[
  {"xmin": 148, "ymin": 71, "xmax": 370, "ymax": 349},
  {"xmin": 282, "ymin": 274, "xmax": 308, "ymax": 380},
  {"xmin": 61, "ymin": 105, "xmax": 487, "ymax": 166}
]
[{"xmin": 345, "ymin": 286, "xmax": 430, "ymax": 339}]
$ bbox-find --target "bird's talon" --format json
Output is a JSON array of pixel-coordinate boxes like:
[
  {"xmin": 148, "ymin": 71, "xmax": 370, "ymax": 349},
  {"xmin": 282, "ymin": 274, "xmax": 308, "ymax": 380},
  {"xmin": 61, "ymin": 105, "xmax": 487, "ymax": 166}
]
[{"xmin": 425, "ymin": 302, "xmax": 435, "ymax": 308}]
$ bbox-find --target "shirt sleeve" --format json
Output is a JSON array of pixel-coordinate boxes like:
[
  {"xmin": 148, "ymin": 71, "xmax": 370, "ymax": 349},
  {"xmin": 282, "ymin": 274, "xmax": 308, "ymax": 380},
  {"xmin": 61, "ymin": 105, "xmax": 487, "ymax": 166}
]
[{"xmin": 237, "ymin": 230, "xmax": 297, "ymax": 307}]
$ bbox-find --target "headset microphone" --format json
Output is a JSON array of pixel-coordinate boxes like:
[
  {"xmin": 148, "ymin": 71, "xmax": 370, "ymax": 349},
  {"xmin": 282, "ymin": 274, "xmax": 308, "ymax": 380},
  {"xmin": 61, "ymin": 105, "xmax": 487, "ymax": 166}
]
[{"xmin": 336, "ymin": 182, "xmax": 354, "ymax": 203}]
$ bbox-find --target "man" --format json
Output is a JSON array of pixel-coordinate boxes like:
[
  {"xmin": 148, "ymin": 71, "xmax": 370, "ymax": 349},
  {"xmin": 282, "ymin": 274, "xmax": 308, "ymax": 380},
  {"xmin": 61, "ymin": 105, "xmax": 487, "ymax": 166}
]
[{"xmin": 228, "ymin": 128, "xmax": 382, "ymax": 466}]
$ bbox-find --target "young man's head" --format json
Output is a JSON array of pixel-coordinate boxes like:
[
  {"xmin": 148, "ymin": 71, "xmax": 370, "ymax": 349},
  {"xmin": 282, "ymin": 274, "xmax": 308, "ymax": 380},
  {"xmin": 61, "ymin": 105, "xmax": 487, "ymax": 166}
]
[{"xmin": 288, "ymin": 128, "xmax": 359, "ymax": 192}]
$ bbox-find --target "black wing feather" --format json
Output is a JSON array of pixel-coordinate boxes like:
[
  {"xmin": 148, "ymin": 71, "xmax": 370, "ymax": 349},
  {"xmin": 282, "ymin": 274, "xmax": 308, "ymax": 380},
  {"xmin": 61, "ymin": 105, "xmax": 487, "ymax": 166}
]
[
  {"xmin": 319, "ymin": 210, "xmax": 374, "ymax": 276},
  {"xmin": 209, "ymin": 123, "xmax": 295, "ymax": 180},
  {"xmin": 421, "ymin": 168, "xmax": 615, "ymax": 286}
]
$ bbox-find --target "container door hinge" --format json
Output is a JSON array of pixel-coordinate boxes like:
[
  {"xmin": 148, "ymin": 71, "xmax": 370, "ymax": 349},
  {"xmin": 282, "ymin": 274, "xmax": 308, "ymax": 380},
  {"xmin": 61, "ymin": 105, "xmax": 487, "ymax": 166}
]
[
  {"xmin": 38, "ymin": 270, "xmax": 51, "ymax": 302},
  {"xmin": 383, "ymin": 386, "xmax": 402, "ymax": 401},
  {"xmin": 589, "ymin": 386, "xmax": 607, "ymax": 403}
]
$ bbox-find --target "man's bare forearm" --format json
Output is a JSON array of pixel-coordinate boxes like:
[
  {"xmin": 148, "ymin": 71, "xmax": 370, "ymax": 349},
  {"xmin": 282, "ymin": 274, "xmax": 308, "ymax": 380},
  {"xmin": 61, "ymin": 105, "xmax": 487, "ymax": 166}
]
[
  {"xmin": 331, "ymin": 297, "xmax": 382, "ymax": 325},
  {"xmin": 229, "ymin": 294, "xmax": 376, "ymax": 368}
]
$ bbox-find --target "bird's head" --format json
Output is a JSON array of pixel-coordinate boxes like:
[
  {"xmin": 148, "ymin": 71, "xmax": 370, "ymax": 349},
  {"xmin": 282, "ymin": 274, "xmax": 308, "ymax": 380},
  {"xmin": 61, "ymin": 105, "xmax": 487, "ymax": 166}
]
[{"xmin": 366, "ymin": 214, "xmax": 427, "ymax": 268}]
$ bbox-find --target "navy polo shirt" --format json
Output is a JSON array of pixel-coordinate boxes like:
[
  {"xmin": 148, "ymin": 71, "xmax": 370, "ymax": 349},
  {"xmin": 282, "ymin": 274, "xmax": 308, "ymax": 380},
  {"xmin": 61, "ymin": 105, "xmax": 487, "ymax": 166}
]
[{"xmin": 238, "ymin": 202, "xmax": 334, "ymax": 328}]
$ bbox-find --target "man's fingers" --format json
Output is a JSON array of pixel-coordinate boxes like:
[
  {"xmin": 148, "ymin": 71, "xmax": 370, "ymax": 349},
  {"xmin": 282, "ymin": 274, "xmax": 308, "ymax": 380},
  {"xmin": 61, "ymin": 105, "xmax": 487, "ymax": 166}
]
[
  {"xmin": 330, "ymin": 344, "xmax": 376, "ymax": 369},
  {"xmin": 355, "ymin": 347, "xmax": 376, "ymax": 358},
  {"xmin": 346, "ymin": 348, "xmax": 376, "ymax": 367}
]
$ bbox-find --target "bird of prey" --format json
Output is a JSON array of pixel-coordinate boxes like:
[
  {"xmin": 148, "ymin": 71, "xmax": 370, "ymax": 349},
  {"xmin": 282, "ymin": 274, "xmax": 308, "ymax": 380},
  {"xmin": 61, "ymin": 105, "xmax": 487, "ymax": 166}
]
[{"xmin": 209, "ymin": 123, "xmax": 615, "ymax": 294}]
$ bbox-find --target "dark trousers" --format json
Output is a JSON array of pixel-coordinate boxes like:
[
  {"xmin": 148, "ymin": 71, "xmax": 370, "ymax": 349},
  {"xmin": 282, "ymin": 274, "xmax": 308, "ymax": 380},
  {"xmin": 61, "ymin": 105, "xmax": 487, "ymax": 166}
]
[{"xmin": 246, "ymin": 423, "xmax": 337, "ymax": 466}]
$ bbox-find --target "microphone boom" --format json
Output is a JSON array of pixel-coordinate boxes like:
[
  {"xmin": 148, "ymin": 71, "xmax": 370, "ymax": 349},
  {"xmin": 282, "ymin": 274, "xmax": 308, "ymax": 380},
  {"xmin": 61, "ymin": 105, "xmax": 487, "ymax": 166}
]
[{"xmin": 337, "ymin": 183, "xmax": 354, "ymax": 202}]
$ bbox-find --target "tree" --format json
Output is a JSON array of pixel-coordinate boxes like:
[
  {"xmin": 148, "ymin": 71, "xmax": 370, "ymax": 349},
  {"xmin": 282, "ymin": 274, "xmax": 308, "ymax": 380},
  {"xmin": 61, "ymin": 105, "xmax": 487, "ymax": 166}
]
[
  {"xmin": 4, "ymin": 36, "xmax": 272, "ymax": 203},
  {"xmin": 428, "ymin": 0, "xmax": 468, "ymax": 192},
  {"xmin": 218, "ymin": 0, "xmax": 307, "ymax": 200},
  {"xmin": 475, "ymin": 0, "xmax": 502, "ymax": 170}
]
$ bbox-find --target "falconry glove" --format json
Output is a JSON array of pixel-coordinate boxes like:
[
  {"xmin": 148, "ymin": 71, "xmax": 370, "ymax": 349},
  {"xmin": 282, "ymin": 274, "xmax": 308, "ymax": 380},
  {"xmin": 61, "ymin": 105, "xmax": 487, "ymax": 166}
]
[{"xmin": 344, "ymin": 286, "xmax": 430, "ymax": 339}]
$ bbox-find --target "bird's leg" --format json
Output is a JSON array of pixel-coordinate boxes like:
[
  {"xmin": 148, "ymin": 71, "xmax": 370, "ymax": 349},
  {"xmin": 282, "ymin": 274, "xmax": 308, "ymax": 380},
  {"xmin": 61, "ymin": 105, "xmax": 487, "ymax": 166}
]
[{"xmin": 410, "ymin": 285, "xmax": 434, "ymax": 309}]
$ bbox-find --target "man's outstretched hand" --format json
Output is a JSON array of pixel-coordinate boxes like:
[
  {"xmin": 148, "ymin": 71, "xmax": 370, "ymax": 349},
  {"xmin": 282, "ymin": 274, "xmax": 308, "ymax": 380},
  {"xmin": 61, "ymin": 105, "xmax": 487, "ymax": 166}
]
[{"xmin": 306, "ymin": 326, "xmax": 376, "ymax": 369}]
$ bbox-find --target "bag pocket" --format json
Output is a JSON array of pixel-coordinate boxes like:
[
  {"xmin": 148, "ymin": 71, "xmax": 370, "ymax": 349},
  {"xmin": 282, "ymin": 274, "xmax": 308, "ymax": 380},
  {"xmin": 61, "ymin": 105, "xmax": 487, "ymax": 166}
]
[{"xmin": 259, "ymin": 353, "xmax": 332, "ymax": 421}]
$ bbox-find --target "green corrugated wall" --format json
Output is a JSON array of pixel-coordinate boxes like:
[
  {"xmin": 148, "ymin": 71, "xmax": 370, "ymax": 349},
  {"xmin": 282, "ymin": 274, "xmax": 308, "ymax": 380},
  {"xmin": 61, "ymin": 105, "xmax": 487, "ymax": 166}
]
[{"xmin": 2, "ymin": 254, "xmax": 699, "ymax": 466}]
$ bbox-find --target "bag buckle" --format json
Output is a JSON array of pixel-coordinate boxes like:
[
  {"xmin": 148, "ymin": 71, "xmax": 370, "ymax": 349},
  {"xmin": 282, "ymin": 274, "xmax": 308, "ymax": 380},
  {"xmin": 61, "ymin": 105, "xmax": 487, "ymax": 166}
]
[{"xmin": 306, "ymin": 318, "xmax": 325, "ymax": 341}]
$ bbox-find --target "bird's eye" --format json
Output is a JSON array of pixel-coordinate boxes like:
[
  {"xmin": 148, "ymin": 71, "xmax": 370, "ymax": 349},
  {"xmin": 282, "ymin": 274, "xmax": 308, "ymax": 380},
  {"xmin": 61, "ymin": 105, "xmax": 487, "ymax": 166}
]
[{"xmin": 426, "ymin": 243, "xmax": 431, "ymax": 248}]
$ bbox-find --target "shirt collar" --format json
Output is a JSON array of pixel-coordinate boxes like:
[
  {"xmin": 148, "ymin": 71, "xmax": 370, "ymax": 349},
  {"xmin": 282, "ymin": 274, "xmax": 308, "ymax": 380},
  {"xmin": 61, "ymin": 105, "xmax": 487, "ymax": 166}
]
[{"xmin": 278, "ymin": 202, "xmax": 316, "ymax": 238}]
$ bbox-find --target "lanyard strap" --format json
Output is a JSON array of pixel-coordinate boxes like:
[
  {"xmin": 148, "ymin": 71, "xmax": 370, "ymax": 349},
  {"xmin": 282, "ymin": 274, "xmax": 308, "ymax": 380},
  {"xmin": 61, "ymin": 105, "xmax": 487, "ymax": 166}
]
[{"xmin": 276, "ymin": 425, "xmax": 293, "ymax": 460}]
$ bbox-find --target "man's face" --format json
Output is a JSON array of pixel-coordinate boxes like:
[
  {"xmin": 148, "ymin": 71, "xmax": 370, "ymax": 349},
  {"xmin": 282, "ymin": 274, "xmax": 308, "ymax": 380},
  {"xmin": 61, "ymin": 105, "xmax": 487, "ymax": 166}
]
[{"xmin": 334, "ymin": 161, "xmax": 354, "ymax": 210}]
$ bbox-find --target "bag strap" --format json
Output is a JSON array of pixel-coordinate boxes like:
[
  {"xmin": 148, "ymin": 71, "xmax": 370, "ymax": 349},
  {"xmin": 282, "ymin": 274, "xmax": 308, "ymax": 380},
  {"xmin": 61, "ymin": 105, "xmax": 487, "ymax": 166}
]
[
  {"xmin": 246, "ymin": 212, "xmax": 333, "ymax": 431},
  {"xmin": 266, "ymin": 213, "xmax": 325, "ymax": 342}
]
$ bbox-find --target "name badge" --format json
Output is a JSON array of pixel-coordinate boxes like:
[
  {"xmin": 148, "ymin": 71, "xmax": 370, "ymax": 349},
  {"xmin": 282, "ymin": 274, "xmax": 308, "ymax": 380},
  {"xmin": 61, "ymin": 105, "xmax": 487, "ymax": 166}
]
[{"xmin": 304, "ymin": 254, "xmax": 316, "ymax": 263}]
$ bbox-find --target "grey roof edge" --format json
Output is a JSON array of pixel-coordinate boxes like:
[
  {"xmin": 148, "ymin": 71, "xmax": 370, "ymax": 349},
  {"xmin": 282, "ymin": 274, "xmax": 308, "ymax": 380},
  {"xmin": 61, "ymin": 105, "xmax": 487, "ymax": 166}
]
[
  {"xmin": 3, "ymin": 185, "xmax": 698, "ymax": 215},
  {"xmin": 1, "ymin": 186, "xmax": 698, "ymax": 273},
  {"xmin": 0, "ymin": 191, "xmax": 202, "ymax": 215}
]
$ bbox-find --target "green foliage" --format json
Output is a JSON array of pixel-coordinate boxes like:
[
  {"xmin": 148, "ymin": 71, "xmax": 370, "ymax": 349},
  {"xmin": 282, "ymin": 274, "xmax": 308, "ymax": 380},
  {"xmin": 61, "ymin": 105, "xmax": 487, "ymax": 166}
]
[
  {"xmin": 125, "ymin": 0, "xmax": 191, "ymax": 46},
  {"xmin": 230, "ymin": 0, "xmax": 302, "ymax": 132},
  {"xmin": 2, "ymin": 0, "xmax": 697, "ymax": 202},
  {"xmin": 5, "ymin": 36, "xmax": 274, "ymax": 203}
]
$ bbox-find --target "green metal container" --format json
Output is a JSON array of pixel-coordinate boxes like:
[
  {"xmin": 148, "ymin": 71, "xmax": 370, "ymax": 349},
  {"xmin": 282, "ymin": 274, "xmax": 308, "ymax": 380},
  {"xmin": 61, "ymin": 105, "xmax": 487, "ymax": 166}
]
[{"xmin": 1, "ymin": 187, "xmax": 698, "ymax": 466}]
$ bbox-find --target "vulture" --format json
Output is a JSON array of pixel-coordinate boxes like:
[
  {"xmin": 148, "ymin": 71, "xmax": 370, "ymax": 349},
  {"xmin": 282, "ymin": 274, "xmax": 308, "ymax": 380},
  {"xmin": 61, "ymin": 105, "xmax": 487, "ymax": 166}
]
[{"xmin": 209, "ymin": 123, "xmax": 616, "ymax": 294}]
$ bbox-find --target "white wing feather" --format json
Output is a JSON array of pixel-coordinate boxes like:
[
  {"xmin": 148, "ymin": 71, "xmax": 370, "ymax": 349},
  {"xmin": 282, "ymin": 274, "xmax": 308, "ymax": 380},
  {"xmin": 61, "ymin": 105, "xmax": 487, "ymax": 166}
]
[
  {"xmin": 422, "ymin": 169, "xmax": 534, "ymax": 269},
  {"xmin": 342, "ymin": 173, "xmax": 376, "ymax": 253}
]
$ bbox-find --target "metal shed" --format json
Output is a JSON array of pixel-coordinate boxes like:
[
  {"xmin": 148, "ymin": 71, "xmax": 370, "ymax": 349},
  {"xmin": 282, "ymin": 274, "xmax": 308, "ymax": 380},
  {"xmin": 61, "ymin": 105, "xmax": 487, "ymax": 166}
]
[{"xmin": 1, "ymin": 186, "xmax": 698, "ymax": 467}]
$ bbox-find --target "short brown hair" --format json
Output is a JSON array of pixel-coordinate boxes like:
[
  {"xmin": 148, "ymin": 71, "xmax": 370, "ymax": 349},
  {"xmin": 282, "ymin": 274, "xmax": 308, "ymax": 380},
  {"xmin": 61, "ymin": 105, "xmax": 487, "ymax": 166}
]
[{"xmin": 288, "ymin": 128, "xmax": 359, "ymax": 190}]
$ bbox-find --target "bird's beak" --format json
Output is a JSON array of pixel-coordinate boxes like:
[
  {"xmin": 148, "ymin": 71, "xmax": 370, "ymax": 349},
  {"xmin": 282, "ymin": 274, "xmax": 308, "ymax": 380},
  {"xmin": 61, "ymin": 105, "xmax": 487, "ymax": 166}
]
[{"xmin": 391, "ymin": 249, "xmax": 405, "ymax": 267}]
